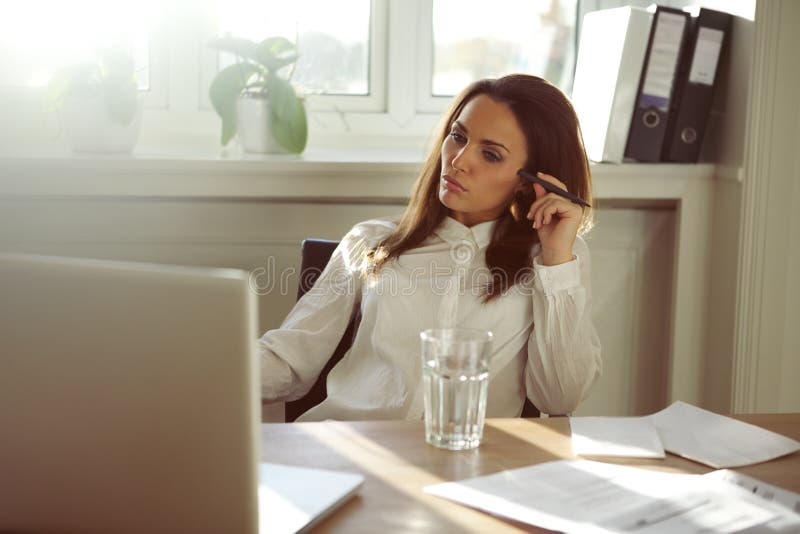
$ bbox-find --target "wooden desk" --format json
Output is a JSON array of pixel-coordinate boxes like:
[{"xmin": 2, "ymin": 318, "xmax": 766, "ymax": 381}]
[{"xmin": 261, "ymin": 414, "xmax": 800, "ymax": 533}]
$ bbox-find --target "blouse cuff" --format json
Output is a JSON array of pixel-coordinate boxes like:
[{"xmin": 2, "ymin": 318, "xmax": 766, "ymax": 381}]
[
  {"xmin": 259, "ymin": 339, "xmax": 295, "ymax": 401},
  {"xmin": 533, "ymin": 254, "xmax": 581, "ymax": 296}
]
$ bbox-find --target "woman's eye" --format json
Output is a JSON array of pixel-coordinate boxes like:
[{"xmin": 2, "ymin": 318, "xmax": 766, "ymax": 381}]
[
  {"xmin": 483, "ymin": 151, "xmax": 501, "ymax": 163},
  {"xmin": 449, "ymin": 131, "xmax": 466, "ymax": 143}
]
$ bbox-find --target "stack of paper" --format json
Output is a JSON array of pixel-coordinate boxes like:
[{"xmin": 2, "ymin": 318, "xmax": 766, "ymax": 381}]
[
  {"xmin": 424, "ymin": 460, "xmax": 800, "ymax": 533},
  {"xmin": 570, "ymin": 416, "xmax": 665, "ymax": 458},
  {"xmin": 650, "ymin": 401, "xmax": 800, "ymax": 468},
  {"xmin": 569, "ymin": 401, "xmax": 800, "ymax": 467},
  {"xmin": 425, "ymin": 402, "xmax": 800, "ymax": 532}
]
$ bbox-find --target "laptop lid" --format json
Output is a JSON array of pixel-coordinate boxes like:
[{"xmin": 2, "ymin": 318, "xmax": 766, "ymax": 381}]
[{"xmin": 0, "ymin": 253, "xmax": 260, "ymax": 534}]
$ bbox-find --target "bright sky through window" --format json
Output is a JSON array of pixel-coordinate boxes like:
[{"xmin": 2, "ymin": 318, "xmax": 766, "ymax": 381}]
[
  {"xmin": 216, "ymin": 0, "xmax": 370, "ymax": 95},
  {"xmin": 431, "ymin": 0, "xmax": 577, "ymax": 96},
  {"xmin": 0, "ymin": 0, "xmax": 156, "ymax": 88}
]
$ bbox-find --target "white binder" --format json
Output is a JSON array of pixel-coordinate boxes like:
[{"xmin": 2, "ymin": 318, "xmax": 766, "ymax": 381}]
[{"xmin": 571, "ymin": 6, "xmax": 653, "ymax": 163}]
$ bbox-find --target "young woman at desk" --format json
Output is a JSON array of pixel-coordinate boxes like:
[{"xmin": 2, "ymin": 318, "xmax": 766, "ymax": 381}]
[{"xmin": 259, "ymin": 74, "xmax": 602, "ymax": 421}]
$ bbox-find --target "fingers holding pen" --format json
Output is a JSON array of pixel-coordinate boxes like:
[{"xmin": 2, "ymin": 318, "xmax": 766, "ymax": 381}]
[
  {"xmin": 527, "ymin": 193, "xmax": 565, "ymax": 228},
  {"xmin": 534, "ymin": 172, "xmax": 569, "ymax": 194},
  {"xmin": 521, "ymin": 171, "xmax": 585, "ymax": 229},
  {"xmin": 520, "ymin": 170, "xmax": 591, "ymax": 209}
]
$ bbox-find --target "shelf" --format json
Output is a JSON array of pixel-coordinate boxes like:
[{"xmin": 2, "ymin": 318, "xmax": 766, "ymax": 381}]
[{"xmin": 0, "ymin": 151, "xmax": 716, "ymax": 203}]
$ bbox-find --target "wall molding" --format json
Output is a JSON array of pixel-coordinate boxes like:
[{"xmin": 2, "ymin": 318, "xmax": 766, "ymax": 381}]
[
  {"xmin": 731, "ymin": 0, "xmax": 779, "ymax": 413},
  {"xmin": 732, "ymin": 0, "xmax": 800, "ymax": 412}
]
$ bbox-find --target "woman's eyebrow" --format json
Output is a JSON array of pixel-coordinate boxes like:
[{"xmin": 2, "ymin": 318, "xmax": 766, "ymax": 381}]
[{"xmin": 453, "ymin": 120, "xmax": 510, "ymax": 153}]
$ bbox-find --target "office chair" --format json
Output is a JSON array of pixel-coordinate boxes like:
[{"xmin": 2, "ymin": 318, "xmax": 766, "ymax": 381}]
[
  {"xmin": 284, "ymin": 239, "xmax": 359, "ymax": 422},
  {"xmin": 283, "ymin": 239, "xmax": 540, "ymax": 421}
]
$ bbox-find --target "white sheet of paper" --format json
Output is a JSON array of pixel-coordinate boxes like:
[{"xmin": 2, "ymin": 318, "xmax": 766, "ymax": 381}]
[
  {"xmin": 650, "ymin": 401, "xmax": 800, "ymax": 468},
  {"xmin": 714, "ymin": 470, "xmax": 800, "ymax": 511},
  {"xmin": 423, "ymin": 460, "xmax": 794, "ymax": 534},
  {"xmin": 704, "ymin": 469, "xmax": 800, "ymax": 533},
  {"xmin": 258, "ymin": 463, "xmax": 364, "ymax": 534},
  {"xmin": 570, "ymin": 416, "xmax": 665, "ymax": 458}
]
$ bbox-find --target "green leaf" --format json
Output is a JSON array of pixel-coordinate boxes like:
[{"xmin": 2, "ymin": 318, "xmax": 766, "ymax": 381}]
[
  {"xmin": 45, "ymin": 63, "xmax": 96, "ymax": 110},
  {"xmin": 260, "ymin": 37, "xmax": 297, "ymax": 56},
  {"xmin": 44, "ymin": 50, "xmax": 138, "ymax": 125},
  {"xmin": 271, "ymin": 104, "xmax": 307, "ymax": 154},
  {"xmin": 254, "ymin": 37, "xmax": 299, "ymax": 72},
  {"xmin": 207, "ymin": 37, "xmax": 259, "ymax": 61},
  {"xmin": 209, "ymin": 63, "xmax": 259, "ymax": 146},
  {"xmin": 45, "ymin": 68, "xmax": 75, "ymax": 112},
  {"xmin": 266, "ymin": 76, "xmax": 299, "ymax": 123},
  {"xmin": 267, "ymin": 77, "xmax": 307, "ymax": 153}
]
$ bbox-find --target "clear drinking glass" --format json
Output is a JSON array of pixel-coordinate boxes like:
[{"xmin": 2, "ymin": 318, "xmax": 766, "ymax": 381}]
[{"xmin": 420, "ymin": 328, "xmax": 492, "ymax": 451}]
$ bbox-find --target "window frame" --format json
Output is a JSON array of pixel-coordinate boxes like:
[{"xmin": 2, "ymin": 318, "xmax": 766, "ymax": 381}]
[
  {"xmin": 4, "ymin": 0, "xmax": 639, "ymax": 153},
  {"xmin": 414, "ymin": 0, "xmax": 453, "ymax": 114},
  {"xmin": 196, "ymin": 0, "xmax": 388, "ymax": 114}
]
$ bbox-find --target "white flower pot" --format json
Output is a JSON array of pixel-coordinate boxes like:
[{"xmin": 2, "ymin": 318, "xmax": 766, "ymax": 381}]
[
  {"xmin": 61, "ymin": 94, "xmax": 142, "ymax": 154},
  {"xmin": 236, "ymin": 95, "xmax": 289, "ymax": 154}
]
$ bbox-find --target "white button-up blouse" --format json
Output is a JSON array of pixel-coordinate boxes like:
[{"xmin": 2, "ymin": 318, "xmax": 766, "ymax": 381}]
[{"xmin": 259, "ymin": 216, "xmax": 602, "ymax": 420}]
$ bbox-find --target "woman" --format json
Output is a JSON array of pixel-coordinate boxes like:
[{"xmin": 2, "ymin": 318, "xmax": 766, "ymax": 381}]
[{"xmin": 259, "ymin": 74, "xmax": 601, "ymax": 420}]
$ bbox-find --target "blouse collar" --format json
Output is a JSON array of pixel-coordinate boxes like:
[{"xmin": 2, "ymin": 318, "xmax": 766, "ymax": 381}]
[{"xmin": 433, "ymin": 216, "xmax": 496, "ymax": 249}]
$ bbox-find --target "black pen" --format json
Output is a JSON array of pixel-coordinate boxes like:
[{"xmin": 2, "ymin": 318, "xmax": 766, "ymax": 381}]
[{"xmin": 517, "ymin": 169, "xmax": 592, "ymax": 208}]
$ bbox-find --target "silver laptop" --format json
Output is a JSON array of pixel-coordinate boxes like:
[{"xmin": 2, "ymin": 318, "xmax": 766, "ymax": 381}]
[{"xmin": 0, "ymin": 253, "xmax": 362, "ymax": 534}]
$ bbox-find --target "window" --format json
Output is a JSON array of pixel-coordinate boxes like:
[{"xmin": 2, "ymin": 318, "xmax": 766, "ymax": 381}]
[
  {"xmin": 0, "ymin": 1, "xmax": 153, "ymax": 89},
  {"xmin": 418, "ymin": 0, "xmax": 578, "ymax": 112},
  {"xmin": 199, "ymin": 0, "xmax": 385, "ymax": 115},
  {"xmin": 0, "ymin": 0, "xmax": 754, "ymax": 153},
  {"xmin": 216, "ymin": 0, "xmax": 371, "ymax": 96}
]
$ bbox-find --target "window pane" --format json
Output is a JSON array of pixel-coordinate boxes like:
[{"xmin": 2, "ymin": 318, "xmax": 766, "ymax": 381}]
[
  {"xmin": 0, "ymin": 1, "xmax": 153, "ymax": 89},
  {"xmin": 216, "ymin": 0, "xmax": 370, "ymax": 95},
  {"xmin": 679, "ymin": 0, "xmax": 754, "ymax": 19},
  {"xmin": 431, "ymin": 0, "xmax": 577, "ymax": 96}
]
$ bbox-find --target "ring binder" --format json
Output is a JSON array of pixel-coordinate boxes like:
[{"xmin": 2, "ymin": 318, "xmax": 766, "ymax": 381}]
[
  {"xmin": 624, "ymin": 6, "xmax": 690, "ymax": 163},
  {"xmin": 571, "ymin": 6, "xmax": 653, "ymax": 163},
  {"xmin": 662, "ymin": 8, "xmax": 733, "ymax": 163}
]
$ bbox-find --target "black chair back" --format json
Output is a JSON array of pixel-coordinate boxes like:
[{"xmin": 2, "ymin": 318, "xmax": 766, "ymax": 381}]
[{"xmin": 284, "ymin": 240, "xmax": 359, "ymax": 422}]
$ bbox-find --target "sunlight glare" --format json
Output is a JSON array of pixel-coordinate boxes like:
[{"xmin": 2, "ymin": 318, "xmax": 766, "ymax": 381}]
[
  {"xmin": 0, "ymin": 0, "xmax": 157, "ymax": 86},
  {"xmin": 294, "ymin": 422, "xmax": 488, "ymax": 530},
  {"xmin": 217, "ymin": 0, "xmax": 367, "ymax": 44}
]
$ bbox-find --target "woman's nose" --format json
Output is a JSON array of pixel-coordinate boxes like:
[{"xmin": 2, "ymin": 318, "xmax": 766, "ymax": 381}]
[{"xmin": 451, "ymin": 146, "xmax": 471, "ymax": 172}]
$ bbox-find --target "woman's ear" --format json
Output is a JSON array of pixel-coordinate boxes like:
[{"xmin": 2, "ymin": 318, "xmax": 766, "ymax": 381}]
[{"xmin": 514, "ymin": 180, "xmax": 530, "ymax": 195}]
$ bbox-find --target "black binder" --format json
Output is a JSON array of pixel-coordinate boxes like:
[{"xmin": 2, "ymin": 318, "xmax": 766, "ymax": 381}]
[
  {"xmin": 662, "ymin": 8, "xmax": 732, "ymax": 162},
  {"xmin": 624, "ymin": 6, "xmax": 690, "ymax": 162}
]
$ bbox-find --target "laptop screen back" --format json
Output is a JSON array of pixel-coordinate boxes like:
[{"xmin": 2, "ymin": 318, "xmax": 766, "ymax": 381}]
[{"xmin": 0, "ymin": 254, "xmax": 260, "ymax": 534}]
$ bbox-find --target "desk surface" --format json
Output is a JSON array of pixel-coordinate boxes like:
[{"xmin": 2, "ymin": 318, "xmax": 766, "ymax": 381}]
[{"xmin": 261, "ymin": 414, "xmax": 800, "ymax": 533}]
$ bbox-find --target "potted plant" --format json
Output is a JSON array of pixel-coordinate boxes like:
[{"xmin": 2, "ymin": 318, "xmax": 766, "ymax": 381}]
[
  {"xmin": 207, "ymin": 36, "xmax": 308, "ymax": 154},
  {"xmin": 46, "ymin": 48, "xmax": 142, "ymax": 153}
]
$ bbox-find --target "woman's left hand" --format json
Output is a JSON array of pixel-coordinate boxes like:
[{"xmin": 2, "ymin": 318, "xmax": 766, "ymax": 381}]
[{"xmin": 526, "ymin": 172, "xmax": 583, "ymax": 266}]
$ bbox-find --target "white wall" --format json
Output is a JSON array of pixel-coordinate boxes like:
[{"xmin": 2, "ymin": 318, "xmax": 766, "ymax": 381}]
[
  {"xmin": 701, "ymin": 14, "xmax": 753, "ymax": 412},
  {"xmin": 0, "ymin": 186, "xmax": 679, "ymax": 419},
  {"xmin": 2, "ymin": 144, "xmax": 724, "ymax": 422}
]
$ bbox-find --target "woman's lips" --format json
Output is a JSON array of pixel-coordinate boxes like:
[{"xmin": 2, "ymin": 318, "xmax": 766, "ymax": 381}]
[{"xmin": 442, "ymin": 175, "xmax": 467, "ymax": 192}]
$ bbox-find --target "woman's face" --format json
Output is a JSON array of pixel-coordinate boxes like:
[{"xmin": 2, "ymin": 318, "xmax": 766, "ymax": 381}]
[{"xmin": 439, "ymin": 94, "xmax": 528, "ymax": 227}]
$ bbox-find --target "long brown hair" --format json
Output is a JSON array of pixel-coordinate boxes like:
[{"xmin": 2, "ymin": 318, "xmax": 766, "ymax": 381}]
[{"xmin": 369, "ymin": 74, "xmax": 593, "ymax": 301}]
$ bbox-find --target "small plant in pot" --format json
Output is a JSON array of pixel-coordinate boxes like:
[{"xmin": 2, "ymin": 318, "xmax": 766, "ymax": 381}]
[
  {"xmin": 208, "ymin": 36, "xmax": 308, "ymax": 154},
  {"xmin": 46, "ymin": 48, "xmax": 142, "ymax": 153}
]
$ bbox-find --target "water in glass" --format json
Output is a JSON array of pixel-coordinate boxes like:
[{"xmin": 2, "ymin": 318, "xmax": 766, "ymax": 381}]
[{"xmin": 422, "ymin": 353, "xmax": 489, "ymax": 450}]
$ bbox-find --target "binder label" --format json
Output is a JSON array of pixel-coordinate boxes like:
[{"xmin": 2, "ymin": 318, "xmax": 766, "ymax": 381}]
[
  {"xmin": 689, "ymin": 27, "xmax": 724, "ymax": 85},
  {"xmin": 641, "ymin": 12, "xmax": 687, "ymax": 111}
]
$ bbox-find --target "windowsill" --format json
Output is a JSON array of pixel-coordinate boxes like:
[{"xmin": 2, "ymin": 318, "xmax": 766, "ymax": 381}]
[
  {"xmin": 0, "ymin": 148, "xmax": 717, "ymax": 204},
  {"xmin": 0, "ymin": 144, "xmax": 430, "ymax": 164}
]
